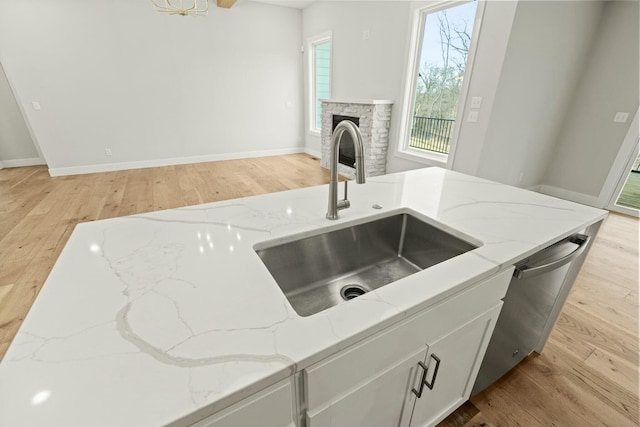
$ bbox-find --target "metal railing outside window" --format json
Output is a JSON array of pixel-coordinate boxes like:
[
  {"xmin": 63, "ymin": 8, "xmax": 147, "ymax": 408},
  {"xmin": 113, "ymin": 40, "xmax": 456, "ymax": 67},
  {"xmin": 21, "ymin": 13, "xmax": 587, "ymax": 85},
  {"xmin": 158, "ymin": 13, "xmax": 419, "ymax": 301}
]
[{"xmin": 409, "ymin": 116, "xmax": 455, "ymax": 154}]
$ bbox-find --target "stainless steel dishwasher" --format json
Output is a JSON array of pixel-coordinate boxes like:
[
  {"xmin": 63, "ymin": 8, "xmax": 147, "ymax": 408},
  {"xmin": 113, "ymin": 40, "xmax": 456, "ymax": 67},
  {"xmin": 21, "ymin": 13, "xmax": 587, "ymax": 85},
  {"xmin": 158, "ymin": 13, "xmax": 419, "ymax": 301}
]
[{"xmin": 472, "ymin": 222, "xmax": 601, "ymax": 395}]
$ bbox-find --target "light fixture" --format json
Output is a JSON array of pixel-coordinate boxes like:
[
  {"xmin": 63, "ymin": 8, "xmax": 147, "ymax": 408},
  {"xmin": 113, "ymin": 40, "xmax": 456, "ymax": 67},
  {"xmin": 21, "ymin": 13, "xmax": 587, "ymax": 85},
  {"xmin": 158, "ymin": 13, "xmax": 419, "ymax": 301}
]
[{"xmin": 151, "ymin": 0, "xmax": 209, "ymax": 16}]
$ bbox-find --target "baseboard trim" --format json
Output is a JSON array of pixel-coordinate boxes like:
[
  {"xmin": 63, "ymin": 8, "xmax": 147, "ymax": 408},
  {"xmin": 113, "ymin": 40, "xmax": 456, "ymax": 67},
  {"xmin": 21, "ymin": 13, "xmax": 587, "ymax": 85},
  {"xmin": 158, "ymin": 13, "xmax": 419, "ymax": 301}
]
[
  {"xmin": 304, "ymin": 147, "xmax": 321, "ymax": 159},
  {"xmin": 48, "ymin": 148, "xmax": 305, "ymax": 177},
  {"xmin": 608, "ymin": 204, "xmax": 639, "ymax": 217},
  {"xmin": 537, "ymin": 184, "xmax": 601, "ymax": 208},
  {"xmin": 0, "ymin": 157, "xmax": 46, "ymax": 168}
]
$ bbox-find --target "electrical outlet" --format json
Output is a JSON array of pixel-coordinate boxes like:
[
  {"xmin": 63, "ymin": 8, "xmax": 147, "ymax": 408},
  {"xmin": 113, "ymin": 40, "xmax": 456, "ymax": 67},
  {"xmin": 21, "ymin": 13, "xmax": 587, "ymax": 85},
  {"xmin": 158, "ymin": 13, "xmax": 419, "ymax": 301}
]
[
  {"xmin": 362, "ymin": 30, "xmax": 370, "ymax": 40},
  {"xmin": 32, "ymin": 101, "xmax": 41, "ymax": 111},
  {"xmin": 105, "ymin": 148, "xmax": 113, "ymax": 156},
  {"xmin": 467, "ymin": 111, "xmax": 479, "ymax": 123},
  {"xmin": 471, "ymin": 97, "xmax": 482, "ymax": 109},
  {"xmin": 613, "ymin": 112, "xmax": 629, "ymax": 123}
]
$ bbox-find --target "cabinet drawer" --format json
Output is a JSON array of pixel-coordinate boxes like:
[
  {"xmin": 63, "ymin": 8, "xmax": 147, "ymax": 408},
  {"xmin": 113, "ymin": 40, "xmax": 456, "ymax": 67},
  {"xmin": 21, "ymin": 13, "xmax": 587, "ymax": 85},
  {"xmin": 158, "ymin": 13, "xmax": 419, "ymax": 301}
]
[
  {"xmin": 305, "ymin": 268, "xmax": 512, "ymax": 411},
  {"xmin": 190, "ymin": 378, "xmax": 295, "ymax": 427}
]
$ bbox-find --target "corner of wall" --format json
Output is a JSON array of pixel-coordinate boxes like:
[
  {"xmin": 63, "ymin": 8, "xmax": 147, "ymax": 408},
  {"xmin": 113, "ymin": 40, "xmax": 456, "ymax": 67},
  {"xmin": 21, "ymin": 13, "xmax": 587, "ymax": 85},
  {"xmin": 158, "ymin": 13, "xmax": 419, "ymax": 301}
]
[
  {"xmin": 541, "ymin": 0, "xmax": 638, "ymax": 201},
  {"xmin": 304, "ymin": 146, "xmax": 321, "ymax": 159},
  {"xmin": 450, "ymin": 0, "xmax": 518, "ymax": 178}
]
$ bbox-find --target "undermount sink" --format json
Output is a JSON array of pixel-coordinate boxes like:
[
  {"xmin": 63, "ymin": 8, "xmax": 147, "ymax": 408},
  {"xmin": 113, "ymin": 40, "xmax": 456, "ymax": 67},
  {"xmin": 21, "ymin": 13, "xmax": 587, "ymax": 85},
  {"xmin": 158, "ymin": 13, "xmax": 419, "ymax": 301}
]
[{"xmin": 255, "ymin": 213, "xmax": 478, "ymax": 317}]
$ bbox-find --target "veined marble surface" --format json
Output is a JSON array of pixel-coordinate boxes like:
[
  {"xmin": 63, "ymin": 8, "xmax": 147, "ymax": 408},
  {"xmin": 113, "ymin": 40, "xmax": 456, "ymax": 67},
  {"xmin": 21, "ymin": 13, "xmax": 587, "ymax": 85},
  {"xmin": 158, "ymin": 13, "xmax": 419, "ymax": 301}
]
[{"xmin": 0, "ymin": 168, "xmax": 606, "ymax": 427}]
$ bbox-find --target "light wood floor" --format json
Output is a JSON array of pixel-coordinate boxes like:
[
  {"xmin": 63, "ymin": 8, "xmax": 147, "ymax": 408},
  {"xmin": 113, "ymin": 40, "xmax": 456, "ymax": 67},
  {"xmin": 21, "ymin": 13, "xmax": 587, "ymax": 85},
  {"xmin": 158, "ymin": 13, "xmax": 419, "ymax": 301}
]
[{"xmin": 1, "ymin": 154, "xmax": 638, "ymax": 426}]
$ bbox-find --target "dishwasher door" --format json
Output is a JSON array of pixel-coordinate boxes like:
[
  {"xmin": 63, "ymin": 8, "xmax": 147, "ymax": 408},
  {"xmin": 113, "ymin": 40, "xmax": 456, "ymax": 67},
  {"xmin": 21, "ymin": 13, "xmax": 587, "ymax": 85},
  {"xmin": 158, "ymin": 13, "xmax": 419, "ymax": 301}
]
[{"xmin": 471, "ymin": 233, "xmax": 590, "ymax": 395}]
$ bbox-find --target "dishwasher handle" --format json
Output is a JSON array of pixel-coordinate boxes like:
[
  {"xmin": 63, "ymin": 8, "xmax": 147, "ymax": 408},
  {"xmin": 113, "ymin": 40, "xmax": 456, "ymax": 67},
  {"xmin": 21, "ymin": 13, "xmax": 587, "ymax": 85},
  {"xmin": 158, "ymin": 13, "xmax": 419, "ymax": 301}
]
[{"xmin": 514, "ymin": 234, "xmax": 590, "ymax": 280}]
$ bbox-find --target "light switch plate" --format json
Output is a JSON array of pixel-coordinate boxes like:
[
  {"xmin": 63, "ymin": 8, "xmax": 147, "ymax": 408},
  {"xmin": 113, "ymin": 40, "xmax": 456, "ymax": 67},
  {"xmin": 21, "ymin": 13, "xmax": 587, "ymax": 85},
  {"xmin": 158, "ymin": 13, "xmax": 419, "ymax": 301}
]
[
  {"xmin": 468, "ymin": 111, "xmax": 479, "ymax": 123},
  {"xmin": 32, "ymin": 101, "xmax": 41, "ymax": 111},
  {"xmin": 614, "ymin": 112, "xmax": 629, "ymax": 123},
  {"xmin": 362, "ymin": 30, "xmax": 370, "ymax": 40},
  {"xmin": 471, "ymin": 97, "xmax": 482, "ymax": 109}
]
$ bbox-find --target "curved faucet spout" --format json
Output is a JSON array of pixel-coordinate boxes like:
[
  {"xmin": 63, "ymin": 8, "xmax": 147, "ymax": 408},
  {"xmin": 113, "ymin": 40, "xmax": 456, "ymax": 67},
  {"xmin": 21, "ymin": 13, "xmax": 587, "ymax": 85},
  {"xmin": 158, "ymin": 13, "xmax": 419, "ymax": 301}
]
[{"xmin": 326, "ymin": 120, "xmax": 366, "ymax": 220}]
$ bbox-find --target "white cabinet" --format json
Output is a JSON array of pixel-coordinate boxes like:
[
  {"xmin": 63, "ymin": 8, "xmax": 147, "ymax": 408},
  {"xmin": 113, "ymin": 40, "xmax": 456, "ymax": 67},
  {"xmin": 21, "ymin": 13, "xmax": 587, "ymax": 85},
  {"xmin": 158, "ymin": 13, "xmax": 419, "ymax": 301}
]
[
  {"xmin": 304, "ymin": 268, "xmax": 512, "ymax": 427},
  {"xmin": 306, "ymin": 305, "xmax": 501, "ymax": 427},
  {"xmin": 408, "ymin": 305, "xmax": 501, "ymax": 427},
  {"xmin": 190, "ymin": 378, "xmax": 296, "ymax": 427},
  {"xmin": 307, "ymin": 346, "xmax": 427, "ymax": 427}
]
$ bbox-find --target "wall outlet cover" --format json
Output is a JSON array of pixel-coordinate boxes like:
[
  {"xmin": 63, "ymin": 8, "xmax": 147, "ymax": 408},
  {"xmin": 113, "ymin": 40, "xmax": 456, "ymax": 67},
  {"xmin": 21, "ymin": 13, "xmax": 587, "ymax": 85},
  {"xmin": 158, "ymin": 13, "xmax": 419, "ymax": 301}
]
[{"xmin": 613, "ymin": 112, "xmax": 629, "ymax": 123}]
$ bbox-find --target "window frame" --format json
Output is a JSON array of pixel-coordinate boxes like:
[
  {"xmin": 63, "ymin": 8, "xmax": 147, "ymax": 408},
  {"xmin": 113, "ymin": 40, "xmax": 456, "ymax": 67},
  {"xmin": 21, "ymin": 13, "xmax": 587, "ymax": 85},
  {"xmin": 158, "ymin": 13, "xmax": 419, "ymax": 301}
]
[
  {"xmin": 308, "ymin": 31, "xmax": 333, "ymax": 136},
  {"xmin": 396, "ymin": 0, "xmax": 486, "ymax": 167}
]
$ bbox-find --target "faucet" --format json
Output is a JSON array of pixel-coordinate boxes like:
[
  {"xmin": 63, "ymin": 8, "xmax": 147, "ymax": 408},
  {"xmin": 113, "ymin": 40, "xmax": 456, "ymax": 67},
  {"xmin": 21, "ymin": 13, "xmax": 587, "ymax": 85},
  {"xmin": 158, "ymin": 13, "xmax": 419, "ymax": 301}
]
[{"xmin": 326, "ymin": 120, "xmax": 366, "ymax": 220}]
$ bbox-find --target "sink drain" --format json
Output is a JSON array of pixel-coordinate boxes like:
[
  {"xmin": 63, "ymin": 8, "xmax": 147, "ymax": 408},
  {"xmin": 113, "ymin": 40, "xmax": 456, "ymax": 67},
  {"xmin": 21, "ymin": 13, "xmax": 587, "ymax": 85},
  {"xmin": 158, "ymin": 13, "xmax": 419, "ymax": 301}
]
[{"xmin": 340, "ymin": 284, "xmax": 368, "ymax": 300}]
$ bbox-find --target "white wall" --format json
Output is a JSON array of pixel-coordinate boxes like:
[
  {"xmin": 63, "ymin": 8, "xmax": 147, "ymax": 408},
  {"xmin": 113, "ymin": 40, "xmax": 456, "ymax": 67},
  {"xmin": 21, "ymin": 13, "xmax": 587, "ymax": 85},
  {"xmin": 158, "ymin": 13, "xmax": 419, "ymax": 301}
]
[
  {"xmin": 470, "ymin": 1, "xmax": 604, "ymax": 188},
  {"xmin": 301, "ymin": 0, "xmax": 638, "ymax": 209},
  {"xmin": 543, "ymin": 0, "xmax": 639, "ymax": 201},
  {"xmin": 302, "ymin": 1, "xmax": 411, "ymax": 160},
  {"xmin": 301, "ymin": 1, "xmax": 521, "ymax": 175},
  {"xmin": 448, "ymin": 0, "xmax": 517, "ymax": 177},
  {"xmin": 4, "ymin": 0, "xmax": 634, "ymax": 199},
  {"xmin": 0, "ymin": 0, "xmax": 303, "ymax": 174},
  {"xmin": 0, "ymin": 62, "xmax": 43, "ymax": 166}
]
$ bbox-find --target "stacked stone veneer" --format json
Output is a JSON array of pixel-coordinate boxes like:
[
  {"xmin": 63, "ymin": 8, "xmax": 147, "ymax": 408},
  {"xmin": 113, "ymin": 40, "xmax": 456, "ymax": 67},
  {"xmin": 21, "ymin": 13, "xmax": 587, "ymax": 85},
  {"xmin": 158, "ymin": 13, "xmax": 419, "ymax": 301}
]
[{"xmin": 321, "ymin": 100, "xmax": 393, "ymax": 179}]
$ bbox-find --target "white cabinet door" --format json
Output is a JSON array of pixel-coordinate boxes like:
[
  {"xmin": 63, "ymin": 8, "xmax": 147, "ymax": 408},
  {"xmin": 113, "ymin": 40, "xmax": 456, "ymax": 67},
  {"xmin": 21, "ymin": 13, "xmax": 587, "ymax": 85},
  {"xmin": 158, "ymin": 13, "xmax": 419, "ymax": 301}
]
[
  {"xmin": 307, "ymin": 346, "xmax": 428, "ymax": 427},
  {"xmin": 409, "ymin": 304, "xmax": 502, "ymax": 427},
  {"xmin": 190, "ymin": 378, "xmax": 295, "ymax": 427}
]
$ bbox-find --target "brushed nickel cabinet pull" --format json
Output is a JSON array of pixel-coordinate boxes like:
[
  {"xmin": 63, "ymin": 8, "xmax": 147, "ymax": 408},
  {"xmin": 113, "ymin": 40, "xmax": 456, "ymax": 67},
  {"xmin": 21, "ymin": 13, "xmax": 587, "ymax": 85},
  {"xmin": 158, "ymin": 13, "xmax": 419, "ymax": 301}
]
[
  {"xmin": 424, "ymin": 354, "xmax": 441, "ymax": 390},
  {"xmin": 412, "ymin": 361, "xmax": 429, "ymax": 398}
]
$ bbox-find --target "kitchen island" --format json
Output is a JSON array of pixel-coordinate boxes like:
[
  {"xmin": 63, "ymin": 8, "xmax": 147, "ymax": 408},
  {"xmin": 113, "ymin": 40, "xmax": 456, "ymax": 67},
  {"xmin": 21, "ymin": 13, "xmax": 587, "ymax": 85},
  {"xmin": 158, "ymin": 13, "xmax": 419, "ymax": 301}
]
[{"xmin": 0, "ymin": 167, "xmax": 606, "ymax": 427}]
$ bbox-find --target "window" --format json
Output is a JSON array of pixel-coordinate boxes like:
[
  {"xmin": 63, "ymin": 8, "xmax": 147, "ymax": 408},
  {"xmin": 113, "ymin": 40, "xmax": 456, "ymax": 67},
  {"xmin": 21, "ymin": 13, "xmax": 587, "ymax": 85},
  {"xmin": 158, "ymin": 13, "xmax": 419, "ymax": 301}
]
[
  {"xmin": 398, "ymin": 1, "xmax": 483, "ymax": 165},
  {"xmin": 309, "ymin": 32, "xmax": 332, "ymax": 134}
]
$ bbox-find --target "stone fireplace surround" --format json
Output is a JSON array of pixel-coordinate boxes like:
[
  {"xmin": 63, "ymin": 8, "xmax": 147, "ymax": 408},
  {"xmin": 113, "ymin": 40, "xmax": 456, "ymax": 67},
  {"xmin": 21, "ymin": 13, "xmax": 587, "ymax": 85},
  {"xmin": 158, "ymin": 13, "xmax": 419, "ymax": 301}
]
[{"xmin": 320, "ymin": 99, "xmax": 393, "ymax": 179}]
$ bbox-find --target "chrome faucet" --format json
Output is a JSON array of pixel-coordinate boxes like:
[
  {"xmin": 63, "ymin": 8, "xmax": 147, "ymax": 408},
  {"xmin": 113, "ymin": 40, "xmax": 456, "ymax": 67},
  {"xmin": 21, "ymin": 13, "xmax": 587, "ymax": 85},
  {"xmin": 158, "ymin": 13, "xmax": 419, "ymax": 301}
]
[{"xmin": 326, "ymin": 120, "xmax": 366, "ymax": 220}]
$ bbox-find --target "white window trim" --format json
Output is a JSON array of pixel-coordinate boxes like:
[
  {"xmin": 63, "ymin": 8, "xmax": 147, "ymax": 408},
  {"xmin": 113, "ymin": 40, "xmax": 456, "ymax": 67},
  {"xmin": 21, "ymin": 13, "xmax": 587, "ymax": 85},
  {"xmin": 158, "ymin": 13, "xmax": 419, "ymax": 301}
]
[
  {"xmin": 395, "ymin": 0, "xmax": 486, "ymax": 168},
  {"xmin": 308, "ymin": 31, "xmax": 333, "ymax": 136}
]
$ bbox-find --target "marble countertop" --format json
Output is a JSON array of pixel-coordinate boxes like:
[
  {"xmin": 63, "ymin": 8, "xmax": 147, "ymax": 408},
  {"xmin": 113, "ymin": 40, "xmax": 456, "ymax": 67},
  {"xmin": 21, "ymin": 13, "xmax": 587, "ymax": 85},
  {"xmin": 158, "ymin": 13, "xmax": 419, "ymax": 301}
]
[{"xmin": 0, "ymin": 167, "xmax": 606, "ymax": 427}]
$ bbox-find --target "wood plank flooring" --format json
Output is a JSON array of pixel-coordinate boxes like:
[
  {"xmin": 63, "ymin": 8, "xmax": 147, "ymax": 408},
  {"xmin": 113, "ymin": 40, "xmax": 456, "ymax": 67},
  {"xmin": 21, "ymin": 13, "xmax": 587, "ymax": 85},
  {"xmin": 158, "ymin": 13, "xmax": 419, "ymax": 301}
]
[{"xmin": 1, "ymin": 154, "xmax": 638, "ymax": 426}]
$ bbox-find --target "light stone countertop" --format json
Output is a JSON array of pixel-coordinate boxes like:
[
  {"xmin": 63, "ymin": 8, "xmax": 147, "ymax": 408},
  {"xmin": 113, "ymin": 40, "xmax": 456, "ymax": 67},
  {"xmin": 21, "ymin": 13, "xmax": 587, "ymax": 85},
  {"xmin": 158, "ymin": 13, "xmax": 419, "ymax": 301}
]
[{"xmin": 0, "ymin": 167, "xmax": 606, "ymax": 427}]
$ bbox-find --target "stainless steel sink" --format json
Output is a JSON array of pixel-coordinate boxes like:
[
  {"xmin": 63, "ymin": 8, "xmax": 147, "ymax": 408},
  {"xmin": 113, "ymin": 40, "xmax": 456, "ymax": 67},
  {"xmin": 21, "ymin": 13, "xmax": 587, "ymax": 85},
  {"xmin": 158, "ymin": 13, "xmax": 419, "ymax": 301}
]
[{"xmin": 255, "ymin": 213, "xmax": 477, "ymax": 317}]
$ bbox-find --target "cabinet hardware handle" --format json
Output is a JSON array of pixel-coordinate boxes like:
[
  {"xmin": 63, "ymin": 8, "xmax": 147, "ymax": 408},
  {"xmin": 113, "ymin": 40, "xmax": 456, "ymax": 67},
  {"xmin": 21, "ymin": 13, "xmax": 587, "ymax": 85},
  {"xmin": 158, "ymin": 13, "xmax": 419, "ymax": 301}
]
[
  {"xmin": 412, "ymin": 354, "xmax": 441, "ymax": 398},
  {"xmin": 424, "ymin": 354, "xmax": 441, "ymax": 390},
  {"xmin": 411, "ymin": 361, "xmax": 429, "ymax": 398}
]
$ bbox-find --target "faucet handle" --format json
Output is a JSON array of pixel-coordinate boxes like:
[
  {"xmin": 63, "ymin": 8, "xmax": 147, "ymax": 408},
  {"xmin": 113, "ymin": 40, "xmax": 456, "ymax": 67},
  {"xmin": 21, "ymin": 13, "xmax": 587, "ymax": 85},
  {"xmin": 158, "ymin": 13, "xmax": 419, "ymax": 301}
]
[{"xmin": 336, "ymin": 180, "xmax": 350, "ymax": 211}]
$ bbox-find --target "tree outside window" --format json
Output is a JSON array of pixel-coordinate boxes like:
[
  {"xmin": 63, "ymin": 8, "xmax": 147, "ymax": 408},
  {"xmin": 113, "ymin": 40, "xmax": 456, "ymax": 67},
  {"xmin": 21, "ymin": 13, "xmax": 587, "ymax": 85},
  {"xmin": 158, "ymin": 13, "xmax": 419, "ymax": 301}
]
[{"xmin": 410, "ymin": 1, "xmax": 478, "ymax": 155}]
